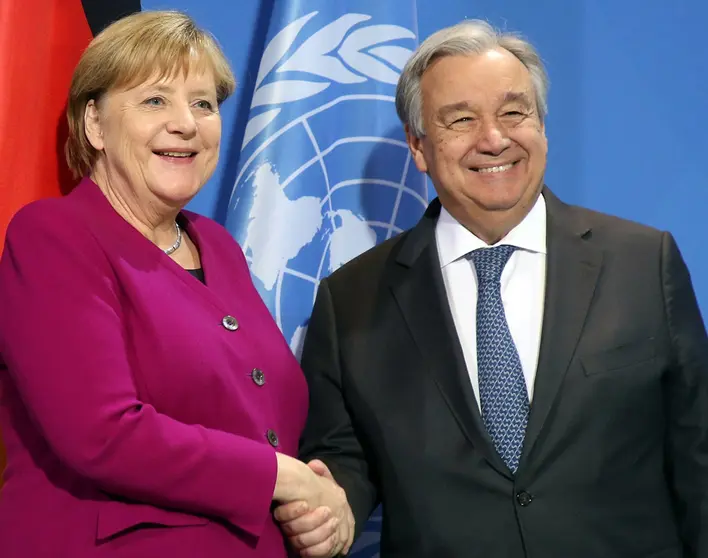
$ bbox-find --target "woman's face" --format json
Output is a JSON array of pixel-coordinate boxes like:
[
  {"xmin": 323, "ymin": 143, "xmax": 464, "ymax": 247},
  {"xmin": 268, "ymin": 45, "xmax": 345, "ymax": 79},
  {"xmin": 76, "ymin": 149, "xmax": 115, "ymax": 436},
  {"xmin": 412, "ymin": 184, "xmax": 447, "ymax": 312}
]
[{"xmin": 85, "ymin": 67, "xmax": 221, "ymax": 211}]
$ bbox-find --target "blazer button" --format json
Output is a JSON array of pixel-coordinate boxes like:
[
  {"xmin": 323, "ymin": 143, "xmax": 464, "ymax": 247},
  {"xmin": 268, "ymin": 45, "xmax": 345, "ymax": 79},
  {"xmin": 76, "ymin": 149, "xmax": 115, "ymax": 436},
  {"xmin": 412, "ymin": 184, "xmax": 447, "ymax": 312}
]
[
  {"xmin": 266, "ymin": 429, "xmax": 279, "ymax": 447},
  {"xmin": 222, "ymin": 315, "xmax": 239, "ymax": 331},
  {"xmin": 516, "ymin": 491, "xmax": 533, "ymax": 507},
  {"xmin": 252, "ymin": 368, "xmax": 265, "ymax": 386}
]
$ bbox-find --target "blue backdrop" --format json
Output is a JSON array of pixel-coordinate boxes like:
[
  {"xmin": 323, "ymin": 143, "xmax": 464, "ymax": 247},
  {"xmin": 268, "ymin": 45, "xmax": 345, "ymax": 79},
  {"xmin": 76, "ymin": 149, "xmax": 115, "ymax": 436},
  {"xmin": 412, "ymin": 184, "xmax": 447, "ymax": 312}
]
[{"xmin": 142, "ymin": 1, "xmax": 708, "ymax": 555}]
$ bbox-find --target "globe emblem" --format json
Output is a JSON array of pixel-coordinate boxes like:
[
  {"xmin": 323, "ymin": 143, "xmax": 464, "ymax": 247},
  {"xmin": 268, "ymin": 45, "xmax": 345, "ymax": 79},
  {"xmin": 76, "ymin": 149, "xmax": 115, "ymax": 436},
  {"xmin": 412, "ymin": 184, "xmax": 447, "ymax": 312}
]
[
  {"xmin": 224, "ymin": 10, "xmax": 427, "ymax": 556},
  {"xmin": 226, "ymin": 10, "xmax": 428, "ymax": 360},
  {"xmin": 230, "ymin": 94, "xmax": 428, "ymax": 356}
]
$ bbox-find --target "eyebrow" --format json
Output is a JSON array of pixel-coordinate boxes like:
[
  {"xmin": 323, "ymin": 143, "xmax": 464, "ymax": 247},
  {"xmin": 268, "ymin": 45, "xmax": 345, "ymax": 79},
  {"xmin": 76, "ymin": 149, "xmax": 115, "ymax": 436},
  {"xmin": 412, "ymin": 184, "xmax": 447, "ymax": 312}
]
[
  {"xmin": 438, "ymin": 101, "xmax": 475, "ymax": 118},
  {"xmin": 501, "ymin": 91, "xmax": 534, "ymax": 107},
  {"xmin": 437, "ymin": 91, "xmax": 535, "ymax": 117},
  {"xmin": 149, "ymin": 84, "xmax": 215, "ymax": 98}
]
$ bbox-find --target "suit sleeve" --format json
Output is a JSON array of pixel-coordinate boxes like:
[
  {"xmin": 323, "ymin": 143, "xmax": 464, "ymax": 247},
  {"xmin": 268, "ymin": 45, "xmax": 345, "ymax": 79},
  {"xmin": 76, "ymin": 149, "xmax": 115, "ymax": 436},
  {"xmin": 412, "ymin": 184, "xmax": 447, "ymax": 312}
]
[
  {"xmin": 0, "ymin": 204, "xmax": 276, "ymax": 538},
  {"xmin": 661, "ymin": 231, "xmax": 708, "ymax": 557},
  {"xmin": 299, "ymin": 279, "xmax": 379, "ymax": 539}
]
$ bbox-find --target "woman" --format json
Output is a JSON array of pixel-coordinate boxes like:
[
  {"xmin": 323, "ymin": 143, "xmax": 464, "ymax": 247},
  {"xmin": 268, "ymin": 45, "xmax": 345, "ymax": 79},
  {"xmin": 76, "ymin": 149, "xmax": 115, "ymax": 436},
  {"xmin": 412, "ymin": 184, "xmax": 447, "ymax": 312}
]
[{"xmin": 0, "ymin": 11, "xmax": 351, "ymax": 558}]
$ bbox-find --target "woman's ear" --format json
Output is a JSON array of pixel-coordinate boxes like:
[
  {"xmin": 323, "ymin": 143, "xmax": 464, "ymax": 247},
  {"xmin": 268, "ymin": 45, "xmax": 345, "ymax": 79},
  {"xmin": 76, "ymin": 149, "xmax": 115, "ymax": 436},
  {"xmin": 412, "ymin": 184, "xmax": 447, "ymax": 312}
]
[{"xmin": 84, "ymin": 99, "xmax": 104, "ymax": 151}]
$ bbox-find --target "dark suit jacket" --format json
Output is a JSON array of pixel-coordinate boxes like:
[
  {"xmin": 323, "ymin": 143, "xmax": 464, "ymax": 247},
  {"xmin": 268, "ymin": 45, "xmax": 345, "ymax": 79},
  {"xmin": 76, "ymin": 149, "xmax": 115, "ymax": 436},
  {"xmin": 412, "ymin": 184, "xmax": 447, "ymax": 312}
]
[{"xmin": 299, "ymin": 189, "xmax": 708, "ymax": 558}]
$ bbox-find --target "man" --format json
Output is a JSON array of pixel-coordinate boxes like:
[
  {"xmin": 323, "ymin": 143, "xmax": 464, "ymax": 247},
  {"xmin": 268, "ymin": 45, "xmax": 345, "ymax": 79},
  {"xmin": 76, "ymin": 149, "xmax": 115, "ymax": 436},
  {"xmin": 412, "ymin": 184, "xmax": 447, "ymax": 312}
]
[{"xmin": 278, "ymin": 20, "xmax": 708, "ymax": 557}]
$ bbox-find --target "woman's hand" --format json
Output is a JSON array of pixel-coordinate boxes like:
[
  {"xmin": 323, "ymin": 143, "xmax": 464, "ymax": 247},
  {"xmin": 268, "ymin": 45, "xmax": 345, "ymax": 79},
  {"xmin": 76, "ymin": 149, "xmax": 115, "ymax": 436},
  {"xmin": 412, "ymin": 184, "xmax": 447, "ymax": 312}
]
[{"xmin": 273, "ymin": 456, "xmax": 355, "ymax": 556}]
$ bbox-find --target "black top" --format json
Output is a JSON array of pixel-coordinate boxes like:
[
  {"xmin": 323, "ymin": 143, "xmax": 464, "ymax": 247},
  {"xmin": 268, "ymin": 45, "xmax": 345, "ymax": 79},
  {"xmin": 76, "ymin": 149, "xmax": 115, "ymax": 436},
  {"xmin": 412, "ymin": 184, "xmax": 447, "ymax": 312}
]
[{"xmin": 186, "ymin": 268, "xmax": 205, "ymax": 284}]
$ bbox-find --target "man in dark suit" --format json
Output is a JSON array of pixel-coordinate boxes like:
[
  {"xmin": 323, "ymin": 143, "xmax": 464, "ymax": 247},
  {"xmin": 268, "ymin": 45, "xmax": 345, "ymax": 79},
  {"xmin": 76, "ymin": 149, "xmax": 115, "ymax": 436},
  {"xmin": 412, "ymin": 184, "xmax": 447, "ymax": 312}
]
[{"xmin": 277, "ymin": 19, "xmax": 708, "ymax": 558}]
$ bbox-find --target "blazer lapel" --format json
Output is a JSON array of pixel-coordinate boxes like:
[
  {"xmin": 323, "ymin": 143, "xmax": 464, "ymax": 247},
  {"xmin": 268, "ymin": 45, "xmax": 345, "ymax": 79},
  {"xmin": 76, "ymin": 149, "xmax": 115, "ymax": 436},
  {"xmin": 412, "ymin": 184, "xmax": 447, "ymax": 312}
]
[
  {"xmin": 519, "ymin": 188, "xmax": 603, "ymax": 468},
  {"xmin": 389, "ymin": 200, "xmax": 512, "ymax": 477}
]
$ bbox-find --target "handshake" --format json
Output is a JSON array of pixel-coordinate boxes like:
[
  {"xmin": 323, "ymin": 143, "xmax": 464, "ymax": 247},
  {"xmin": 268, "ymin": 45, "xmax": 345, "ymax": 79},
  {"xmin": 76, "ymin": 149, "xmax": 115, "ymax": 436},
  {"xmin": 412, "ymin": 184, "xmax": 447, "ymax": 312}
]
[{"xmin": 273, "ymin": 454, "xmax": 356, "ymax": 557}]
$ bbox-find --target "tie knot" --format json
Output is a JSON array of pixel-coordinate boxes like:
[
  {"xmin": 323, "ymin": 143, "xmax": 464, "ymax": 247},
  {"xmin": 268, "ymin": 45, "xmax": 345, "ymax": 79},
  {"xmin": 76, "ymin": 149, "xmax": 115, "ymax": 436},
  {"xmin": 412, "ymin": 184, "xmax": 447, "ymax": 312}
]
[{"xmin": 471, "ymin": 245, "xmax": 517, "ymax": 283}]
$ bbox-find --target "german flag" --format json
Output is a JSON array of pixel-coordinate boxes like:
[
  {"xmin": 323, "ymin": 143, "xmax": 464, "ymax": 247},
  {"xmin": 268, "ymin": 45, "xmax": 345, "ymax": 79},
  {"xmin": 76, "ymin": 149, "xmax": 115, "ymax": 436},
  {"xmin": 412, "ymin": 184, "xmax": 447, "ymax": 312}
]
[{"xmin": 0, "ymin": 0, "xmax": 140, "ymax": 488}]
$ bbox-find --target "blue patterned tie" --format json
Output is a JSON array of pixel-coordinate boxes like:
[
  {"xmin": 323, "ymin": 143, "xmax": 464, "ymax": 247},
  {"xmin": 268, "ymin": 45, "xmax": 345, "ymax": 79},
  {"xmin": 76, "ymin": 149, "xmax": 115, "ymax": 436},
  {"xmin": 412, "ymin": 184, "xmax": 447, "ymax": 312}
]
[{"xmin": 471, "ymin": 245, "xmax": 529, "ymax": 473}]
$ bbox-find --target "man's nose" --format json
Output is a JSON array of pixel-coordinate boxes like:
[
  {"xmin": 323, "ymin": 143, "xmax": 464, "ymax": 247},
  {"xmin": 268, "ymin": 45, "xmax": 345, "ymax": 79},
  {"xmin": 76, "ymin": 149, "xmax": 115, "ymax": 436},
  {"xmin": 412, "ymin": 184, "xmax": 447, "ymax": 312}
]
[{"xmin": 476, "ymin": 118, "xmax": 511, "ymax": 155}]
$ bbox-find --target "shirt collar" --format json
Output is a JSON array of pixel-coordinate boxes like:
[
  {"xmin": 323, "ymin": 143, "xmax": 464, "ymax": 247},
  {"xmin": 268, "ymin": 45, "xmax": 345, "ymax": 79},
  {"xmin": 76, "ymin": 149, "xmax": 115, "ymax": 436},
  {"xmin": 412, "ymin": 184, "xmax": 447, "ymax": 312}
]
[{"xmin": 435, "ymin": 192, "xmax": 547, "ymax": 268}]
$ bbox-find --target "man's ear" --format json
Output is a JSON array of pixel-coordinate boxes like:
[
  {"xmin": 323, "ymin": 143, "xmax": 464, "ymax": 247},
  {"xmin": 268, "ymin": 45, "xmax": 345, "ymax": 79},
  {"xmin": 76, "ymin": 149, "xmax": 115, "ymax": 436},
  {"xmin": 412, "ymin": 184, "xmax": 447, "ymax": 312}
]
[
  {"xmin": 405, "ymin": 124, "xmax": 428, "ymax": 174},
  {"xmin": 84, "ymin": 99, "xmax": 104, "ymax": 151}
]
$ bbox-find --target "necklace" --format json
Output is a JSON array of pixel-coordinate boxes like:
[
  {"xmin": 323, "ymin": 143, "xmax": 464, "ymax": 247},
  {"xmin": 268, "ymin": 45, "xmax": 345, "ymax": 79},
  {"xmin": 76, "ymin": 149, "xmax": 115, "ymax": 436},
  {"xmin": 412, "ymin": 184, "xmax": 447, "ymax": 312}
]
[{"xmin": 163, "ymin": 222, "xmax": 182, "ymax": 255}]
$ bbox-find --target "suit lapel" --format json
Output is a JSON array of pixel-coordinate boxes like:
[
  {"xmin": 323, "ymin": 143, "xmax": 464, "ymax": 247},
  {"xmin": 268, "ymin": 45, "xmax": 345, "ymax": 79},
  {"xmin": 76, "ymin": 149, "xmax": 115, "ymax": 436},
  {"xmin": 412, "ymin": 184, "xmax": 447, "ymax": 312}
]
[
  {"xmin": 519, "ymin": 189, "xmax": 603, "ymax": 468},
  {"xmin": 389, "ymin": 200, "xmax": 512, "ymax": 477}
]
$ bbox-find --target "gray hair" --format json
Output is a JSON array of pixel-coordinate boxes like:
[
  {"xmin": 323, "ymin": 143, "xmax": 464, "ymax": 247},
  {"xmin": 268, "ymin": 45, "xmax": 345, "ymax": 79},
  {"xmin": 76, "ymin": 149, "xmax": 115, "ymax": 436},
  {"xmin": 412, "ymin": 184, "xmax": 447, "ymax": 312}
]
[{"xmin": 396, "ymin": 20, "xmax": 549, "ymax": 137}]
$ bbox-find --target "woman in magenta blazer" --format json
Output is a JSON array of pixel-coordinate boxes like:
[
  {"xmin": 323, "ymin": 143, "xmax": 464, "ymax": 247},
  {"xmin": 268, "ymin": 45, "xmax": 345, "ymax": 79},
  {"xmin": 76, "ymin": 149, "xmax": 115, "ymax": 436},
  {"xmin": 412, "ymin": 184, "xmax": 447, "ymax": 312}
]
[{"xmin": 0, "ymin": 11, "xmax": 353, "ymax": 558}]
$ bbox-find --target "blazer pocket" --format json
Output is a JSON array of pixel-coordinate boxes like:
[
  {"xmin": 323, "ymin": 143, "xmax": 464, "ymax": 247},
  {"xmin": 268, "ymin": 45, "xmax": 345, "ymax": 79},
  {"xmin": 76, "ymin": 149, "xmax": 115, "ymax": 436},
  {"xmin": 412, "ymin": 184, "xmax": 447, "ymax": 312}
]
[
  {"xmin": 582, "ymin": 337, "xmax": 657, "ymax": 376},
  {"xmin": 96, "ymin": 499, "xmax": 208, "ymax": 542}
]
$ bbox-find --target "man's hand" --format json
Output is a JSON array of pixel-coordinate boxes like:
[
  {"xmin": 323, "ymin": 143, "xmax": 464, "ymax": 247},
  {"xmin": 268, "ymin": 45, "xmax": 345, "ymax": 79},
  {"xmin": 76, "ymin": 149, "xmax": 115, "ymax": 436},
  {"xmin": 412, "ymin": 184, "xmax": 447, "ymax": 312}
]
[{"xmin": 274, "ymin": 460, "xmax": 355, "ymax": 557}]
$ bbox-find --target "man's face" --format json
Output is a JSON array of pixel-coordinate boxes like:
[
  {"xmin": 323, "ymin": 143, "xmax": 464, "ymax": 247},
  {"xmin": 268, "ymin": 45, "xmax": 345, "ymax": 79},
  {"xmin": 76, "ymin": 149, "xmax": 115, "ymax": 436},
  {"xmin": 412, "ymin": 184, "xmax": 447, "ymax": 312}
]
[{"xmin": 408, "ymin": 49, "xmax": 547, "ymax": 236}]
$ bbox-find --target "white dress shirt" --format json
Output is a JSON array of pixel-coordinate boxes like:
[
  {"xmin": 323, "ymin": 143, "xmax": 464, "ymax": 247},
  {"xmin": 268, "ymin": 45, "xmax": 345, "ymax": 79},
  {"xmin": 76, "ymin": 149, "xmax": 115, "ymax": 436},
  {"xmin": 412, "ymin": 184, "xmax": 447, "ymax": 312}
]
[{"xmin": 435, "ymin": 194, "xmax": 547, "ymax": 406}]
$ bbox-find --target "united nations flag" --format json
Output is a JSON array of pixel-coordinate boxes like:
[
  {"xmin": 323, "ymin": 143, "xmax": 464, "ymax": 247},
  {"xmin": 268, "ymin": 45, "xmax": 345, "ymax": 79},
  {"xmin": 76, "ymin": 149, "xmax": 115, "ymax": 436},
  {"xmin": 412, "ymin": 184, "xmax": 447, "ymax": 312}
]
[{"xmin": 225, "ymin": 3, "xmax": 425, "ymax": 553}]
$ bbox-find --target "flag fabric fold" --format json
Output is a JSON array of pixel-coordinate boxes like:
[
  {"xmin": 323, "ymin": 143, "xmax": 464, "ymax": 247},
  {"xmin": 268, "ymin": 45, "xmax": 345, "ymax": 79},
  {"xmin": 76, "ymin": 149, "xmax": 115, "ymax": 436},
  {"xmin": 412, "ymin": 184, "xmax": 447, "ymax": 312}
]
[
  {"xmin": 226, "ymin": 0, "xmax": 425, "ymax": 358},
  {"xmin": 0, "ymin": 0, "xmax": 93, "ymax": 250}
]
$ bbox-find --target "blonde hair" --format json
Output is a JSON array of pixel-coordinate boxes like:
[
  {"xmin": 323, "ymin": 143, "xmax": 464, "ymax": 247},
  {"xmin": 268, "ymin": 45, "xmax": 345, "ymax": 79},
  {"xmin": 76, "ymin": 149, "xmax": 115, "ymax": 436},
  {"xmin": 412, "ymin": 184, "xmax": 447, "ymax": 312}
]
[{"xmin": 65, "ymin": 10, "xmax": 236, "ymax": 178}]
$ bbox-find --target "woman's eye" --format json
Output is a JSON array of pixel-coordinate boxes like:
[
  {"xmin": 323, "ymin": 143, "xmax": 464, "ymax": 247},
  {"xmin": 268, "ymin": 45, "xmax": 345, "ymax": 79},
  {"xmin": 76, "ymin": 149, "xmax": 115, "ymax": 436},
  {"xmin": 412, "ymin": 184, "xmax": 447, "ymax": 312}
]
[{"xmin": 144, "ymin": 97, "xmax": 164, "ymax": 106}]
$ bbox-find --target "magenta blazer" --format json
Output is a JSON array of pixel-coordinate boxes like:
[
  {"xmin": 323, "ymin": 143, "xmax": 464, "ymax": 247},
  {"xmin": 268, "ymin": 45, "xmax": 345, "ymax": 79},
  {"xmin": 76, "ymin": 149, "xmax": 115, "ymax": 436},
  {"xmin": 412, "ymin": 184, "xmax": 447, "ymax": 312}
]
[{"xmin": 0, "ymin": 178, "xmax": 308, "ymax": 557}]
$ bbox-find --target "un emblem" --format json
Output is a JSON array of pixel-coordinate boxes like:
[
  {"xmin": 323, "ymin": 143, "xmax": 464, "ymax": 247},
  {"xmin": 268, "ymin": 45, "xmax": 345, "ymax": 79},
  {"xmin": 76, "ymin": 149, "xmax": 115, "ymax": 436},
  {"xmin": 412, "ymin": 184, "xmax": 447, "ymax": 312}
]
[{"xmin": 226, "ymin": 9, "xmax": 428, "ymax": 555}]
